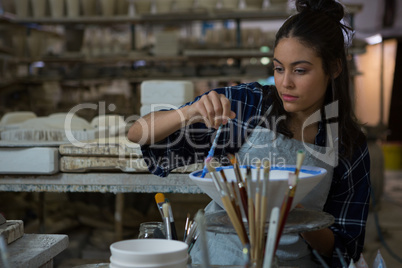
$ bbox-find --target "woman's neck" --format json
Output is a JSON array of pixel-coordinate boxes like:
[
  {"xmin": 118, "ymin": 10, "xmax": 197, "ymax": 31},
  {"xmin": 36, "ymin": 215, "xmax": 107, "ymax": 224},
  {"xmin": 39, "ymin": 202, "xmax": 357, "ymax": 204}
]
[{"xmin": 288, "ymin": 114, "xmax": 318, "ymax": 144}]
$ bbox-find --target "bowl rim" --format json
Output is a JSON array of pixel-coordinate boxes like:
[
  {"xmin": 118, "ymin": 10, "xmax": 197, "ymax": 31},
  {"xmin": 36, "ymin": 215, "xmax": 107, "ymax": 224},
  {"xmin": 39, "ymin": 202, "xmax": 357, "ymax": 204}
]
[
  {"xmin": 110, "ymin": 239, "xmax": 188, "ymax": 256},
  {"xmin": 189, "ymin": 165, "xmax": 327, "ymax": 181}
]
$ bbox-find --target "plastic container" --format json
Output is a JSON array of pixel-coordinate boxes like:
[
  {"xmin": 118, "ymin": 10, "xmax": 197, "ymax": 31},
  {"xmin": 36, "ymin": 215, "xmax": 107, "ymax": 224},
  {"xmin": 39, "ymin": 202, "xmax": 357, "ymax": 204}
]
[{"xmin": 110, "ymin": 239, "xmax": 188, "ymax": 268}]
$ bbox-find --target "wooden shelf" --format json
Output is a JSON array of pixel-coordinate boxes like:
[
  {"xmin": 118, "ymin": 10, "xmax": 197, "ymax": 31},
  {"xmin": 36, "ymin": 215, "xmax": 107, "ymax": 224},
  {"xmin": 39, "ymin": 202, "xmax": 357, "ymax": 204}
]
[
  {"xmin": 16, "ymin": 48, "xmax": 274, "ymax": 64},
  {"xmin": 18, "ymin": 75, "xmax": 267, "ymax": 86},
  {"xmin": 16, "ymin": 54, "xmax": 188, "ymax": 64},
  {"xmin": 183, "ymin": 49, "xmax": 273, "ymax": 58},
  {"xmin": 12, "ymin": 9, "xmax": 292, "ymax": 25},
  {"xmin": 4, "ymin": 4, "xmax": 362, "ymax": 25},
  {"xmin": 0, "ymin": 172, "xmax": 202, "ymax": 194}
]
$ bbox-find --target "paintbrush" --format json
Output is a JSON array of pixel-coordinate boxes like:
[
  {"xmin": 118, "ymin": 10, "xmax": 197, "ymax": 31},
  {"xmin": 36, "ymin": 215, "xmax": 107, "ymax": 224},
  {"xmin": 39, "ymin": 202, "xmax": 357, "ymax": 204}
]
[
  {"xmin": 155, "ymin": 193, "xmax": 178, "ymax": 240},
  {"xmin": 275, "ymin": 150, "xmax": 305, "ymax": 251},
  {"xmin": 162, "ymin": 203, "xmax": 172, "ymax": 240},
  {"xmin": 228, "ymin": 153, "xmax": 243, "ymax": 184},
  {"xmin": 183, "ymin": 213, "xmax": 190, "ymax": 242},
  {"xmin": 295, "ymin": 150, "xmax": 306, "ymax": 177},
  {"xmin": 200, "ymin": 124, "xmax": 224, "ymax": 178},
  {"xmin": 246, "ymin": 169, "xmax": 256, "ymax": 260},
  {"xmin": 262, "ymin": 207, "xmax": 280, "ymax": 268},
  {"xmin": 206, "ymin": 160, "xmax": 249, "ymax": 246},
  {"xmin": 164, "ymin": 198, "xmax": 178, "ymax": 240},
  {"xmin": 275, "ymin": 172, "xmax": 297, "ymax": 251},
  {"xmin": 228, "ymin": 154, "xmax": 248, "ymax": 220},
  {"xmin": 185, "ymin": 221, "xmax": 199, "ymax": 253},
  {"xmin": 221, "ymin": 170, "xmax": 242, "ymax": 220},
  {"xmin": 258, "ymin": 160, "xmax": 270, "ymax": 260},
  {"xmin": 254, "ymin": 160, "xmax": 262, "ymax": 260},
  {"xmin": 155, "ymin": 193, "xmax": 166, "ymax": 217}
]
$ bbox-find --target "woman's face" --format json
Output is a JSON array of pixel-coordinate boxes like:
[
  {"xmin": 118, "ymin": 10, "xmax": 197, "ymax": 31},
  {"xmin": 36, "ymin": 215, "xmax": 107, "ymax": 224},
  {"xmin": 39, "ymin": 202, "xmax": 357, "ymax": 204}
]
[{"xmin": 273, "ymin": 37, "xmax": 330, "ymax": 118}]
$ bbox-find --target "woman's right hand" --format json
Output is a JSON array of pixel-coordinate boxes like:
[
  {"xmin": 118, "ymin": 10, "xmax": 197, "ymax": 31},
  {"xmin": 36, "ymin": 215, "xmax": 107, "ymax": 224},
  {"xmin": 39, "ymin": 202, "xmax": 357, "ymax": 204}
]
[{"xmin": 183, "ymin": 90, "xmax": 236, "ymax": 129}]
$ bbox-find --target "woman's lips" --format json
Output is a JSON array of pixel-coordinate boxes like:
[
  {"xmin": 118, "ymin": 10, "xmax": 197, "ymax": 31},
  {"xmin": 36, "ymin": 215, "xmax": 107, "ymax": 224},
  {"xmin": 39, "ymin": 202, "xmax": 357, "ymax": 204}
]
[{"xmin": 282, "ymin": 94, "xmax": 299, "ymax": 102}]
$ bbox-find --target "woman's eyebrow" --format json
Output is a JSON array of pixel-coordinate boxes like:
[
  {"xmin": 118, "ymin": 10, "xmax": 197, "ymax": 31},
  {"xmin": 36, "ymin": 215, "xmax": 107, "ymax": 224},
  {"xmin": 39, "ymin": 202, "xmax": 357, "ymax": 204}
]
[{"xmin": 273, "ymin": 58, "xmax": 313, "ymax": 66}]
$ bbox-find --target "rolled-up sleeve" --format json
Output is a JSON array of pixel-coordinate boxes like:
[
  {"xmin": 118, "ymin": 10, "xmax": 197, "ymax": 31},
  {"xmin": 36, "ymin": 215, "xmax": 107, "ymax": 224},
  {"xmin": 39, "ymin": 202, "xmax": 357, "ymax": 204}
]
[{"xmin": 323, "ymin": 142, "xmax": 371, "ymax": 267}]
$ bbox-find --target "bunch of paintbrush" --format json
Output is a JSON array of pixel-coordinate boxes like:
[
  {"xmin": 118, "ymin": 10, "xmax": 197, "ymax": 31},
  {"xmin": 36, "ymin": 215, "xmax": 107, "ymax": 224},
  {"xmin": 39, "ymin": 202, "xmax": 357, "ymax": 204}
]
[
  {"xmin": 154, "ymin": 193, "xmax": 178, "ymax": 240},
  {"xmin": 184, "ymin": 215, "xmax": 199, "ymax": 253},
  {"xmin": 206, "ymin": 157, "xmax": 272, "ymax": 267},
  {"xmin": 244, "ymin": 160, "xmax": 272, "ymax": 266}
]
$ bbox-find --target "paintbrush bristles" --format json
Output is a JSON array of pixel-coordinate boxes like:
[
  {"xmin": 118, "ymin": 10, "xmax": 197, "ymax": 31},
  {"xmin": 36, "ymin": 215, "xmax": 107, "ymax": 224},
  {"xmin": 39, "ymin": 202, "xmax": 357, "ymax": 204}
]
[
  {"xmin": 255, "ymin": 159, "xmax": 261, "ymax": 184},
  {"xmin": 162, "ymin": 203, "xmax": 170, "ymax": 219},
  {"xmin": 162, "ymin": 203, "xmax": 172, "ymax": 240},
  {"xmin": 263, "ymin": 160, "xmax": 270, "ymax": 173},
  {"xmin": 228, "ymin": 153, "xmax": 243, "ymax": 184},
  {"xmin": 295, "ymin": 150, "xmax": 306, "ymax": 176},
  {"xmin": 288, "ymin": 173, "xmax": 297, "ymax": 188}
]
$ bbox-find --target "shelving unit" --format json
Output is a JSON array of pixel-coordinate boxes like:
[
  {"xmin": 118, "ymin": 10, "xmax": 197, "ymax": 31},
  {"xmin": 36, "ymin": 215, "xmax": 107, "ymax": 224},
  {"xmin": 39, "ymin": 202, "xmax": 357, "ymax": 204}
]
[
  {"xmin": 0, "ymin": 4, "xmax": 364, "ymax": 90},
  {"xmin": 7, "ymin": 3, "xmax": 362, "ymax": 25}
]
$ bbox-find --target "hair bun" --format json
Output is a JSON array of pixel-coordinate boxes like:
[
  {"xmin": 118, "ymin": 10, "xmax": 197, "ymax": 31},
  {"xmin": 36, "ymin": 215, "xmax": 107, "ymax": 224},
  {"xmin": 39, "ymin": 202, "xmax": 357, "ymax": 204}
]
[{"xmin": 296, "ymin": 0, "xmax": 345, "ymax": 22}]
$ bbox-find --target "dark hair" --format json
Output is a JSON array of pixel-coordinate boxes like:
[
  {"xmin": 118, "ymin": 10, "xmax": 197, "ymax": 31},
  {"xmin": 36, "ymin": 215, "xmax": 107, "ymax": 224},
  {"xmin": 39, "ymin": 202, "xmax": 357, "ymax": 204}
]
[{"xmin": 265, "ymin": 0, "xmax": 364, "ymax": 158}]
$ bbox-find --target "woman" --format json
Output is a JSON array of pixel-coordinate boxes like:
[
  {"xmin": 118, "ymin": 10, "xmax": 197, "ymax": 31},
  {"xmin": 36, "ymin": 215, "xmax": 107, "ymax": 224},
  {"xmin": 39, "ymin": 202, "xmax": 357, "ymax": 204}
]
[{"xmin": 128, "ymin": 0, "xmax": 371, "ymax": 266}]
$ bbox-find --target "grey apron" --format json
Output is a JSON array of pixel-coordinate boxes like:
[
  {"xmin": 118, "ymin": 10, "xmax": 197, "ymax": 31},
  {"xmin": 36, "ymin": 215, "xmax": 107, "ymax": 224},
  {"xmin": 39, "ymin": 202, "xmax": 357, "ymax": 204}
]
[{"xmin": 191, "ymin": 126, "xmax": 335, "ymax": 266}]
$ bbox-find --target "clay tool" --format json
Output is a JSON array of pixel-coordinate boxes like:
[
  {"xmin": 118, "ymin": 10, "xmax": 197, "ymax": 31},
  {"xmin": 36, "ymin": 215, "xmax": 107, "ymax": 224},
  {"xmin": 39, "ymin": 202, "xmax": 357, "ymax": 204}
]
[
  {"xmin": 162, "ymin": 203, "xmax": 172, "ymax": 240},
  {"xmin": 200, "ymin": 124, "xmax": 223, "ymax": 178}
]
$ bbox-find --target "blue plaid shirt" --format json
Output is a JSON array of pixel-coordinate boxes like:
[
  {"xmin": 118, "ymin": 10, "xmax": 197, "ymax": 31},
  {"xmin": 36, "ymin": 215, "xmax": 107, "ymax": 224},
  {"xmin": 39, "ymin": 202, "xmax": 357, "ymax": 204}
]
[{"xmin": 141, "ymin": 82, "xmax": 371, "ymax": 267}]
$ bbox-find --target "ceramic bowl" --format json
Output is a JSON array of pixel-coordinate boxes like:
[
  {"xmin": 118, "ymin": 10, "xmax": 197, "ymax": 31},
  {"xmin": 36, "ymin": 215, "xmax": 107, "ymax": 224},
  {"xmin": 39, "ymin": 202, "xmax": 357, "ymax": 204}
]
[
  {"xmin": 110, "ymin": 239, "xmax": 188, "ymax": 267},
  {"xmin": 189, "ymin": 165, "xmax": 327, "ymax": 215}
]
